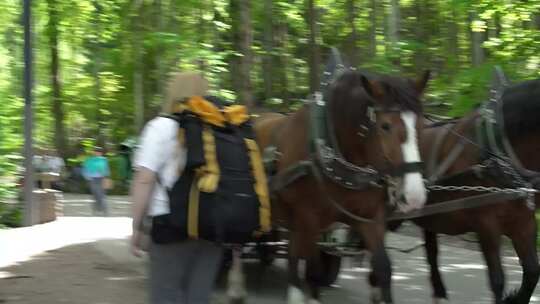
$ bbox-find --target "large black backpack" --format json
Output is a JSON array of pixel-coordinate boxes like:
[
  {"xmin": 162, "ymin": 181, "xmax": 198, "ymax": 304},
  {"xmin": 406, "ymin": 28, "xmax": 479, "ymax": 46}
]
[{"xmin": 151, "ymin": 96, "xmax": 271, "ymax": 244}]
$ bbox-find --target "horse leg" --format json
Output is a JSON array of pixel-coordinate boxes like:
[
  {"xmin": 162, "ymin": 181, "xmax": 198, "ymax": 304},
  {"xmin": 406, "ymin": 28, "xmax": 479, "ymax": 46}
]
[
  {"xmin": 305, "ymin": 251, "xmax": 323, "ymax": 304},
  {"xmin": 287, "ymin": 255, "xmax": 306, "ymax": 304},
  {"xmin": 423, "ymin": 230, "xmax": 449, "ymax": 303},
  {"xmin": 358, "ymin": 221, "xmax": 393, "ymax": 304},
  {"xmin": 287, "ymin": 226, "xmax": 316, "ymax": 304},
  {"xmin": 227, "ymin": 246, "xmax": 247, "ymax": 303},
  {"xmin": 301, "ymin": 217, "xmax": 324, "ymax": 304},
  {"xmin": 504, "ymin": 214, "xmax": 540, "ymax": 304},
  {"xmin": 478, "ymin": 230, "xmax": 505, "ymax": 304}
]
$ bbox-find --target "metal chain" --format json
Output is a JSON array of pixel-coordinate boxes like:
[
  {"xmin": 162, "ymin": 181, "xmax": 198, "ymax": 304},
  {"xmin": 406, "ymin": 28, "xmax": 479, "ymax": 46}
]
[
  {"xmin": 426, "ymin": 183, "xmax": 537, "ymax": 195},
  {"xmin": 486, "ymin": 156, "xmax": 536, "ymax": 209},
  {"xmin": 494, "ymin": 156, "xmax": 528, "ymax": 187},
  {"xmin": 424, "ymin": 155, "xmax": 538, "ymax": 208}
]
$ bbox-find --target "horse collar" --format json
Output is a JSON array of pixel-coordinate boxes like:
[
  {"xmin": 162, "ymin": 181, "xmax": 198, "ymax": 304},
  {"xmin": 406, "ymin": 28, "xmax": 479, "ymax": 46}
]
[
  {"xmin": 476, "ymin": 77, "xmax": 540, "ymax": 201},
  {"xmin": 308, "ymin": 95, "xmax": 382, "ymax": 190}
]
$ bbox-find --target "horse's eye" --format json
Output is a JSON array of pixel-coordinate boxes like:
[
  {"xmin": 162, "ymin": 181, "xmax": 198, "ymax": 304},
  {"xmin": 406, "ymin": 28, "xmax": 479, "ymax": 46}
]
[{"xmin": 381, "ymin": 123, "xmax": 391, "ymax": 132}]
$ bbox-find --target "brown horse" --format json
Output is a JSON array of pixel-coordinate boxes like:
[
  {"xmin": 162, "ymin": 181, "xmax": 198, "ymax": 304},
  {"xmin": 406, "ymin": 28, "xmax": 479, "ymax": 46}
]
[
  {"xmin": 409, "ymin": 76, "xmax": 540, "ymax": 304},
  {"xmin": 250, "ymin": 69, "xmax": 430, "ymax": 304}
]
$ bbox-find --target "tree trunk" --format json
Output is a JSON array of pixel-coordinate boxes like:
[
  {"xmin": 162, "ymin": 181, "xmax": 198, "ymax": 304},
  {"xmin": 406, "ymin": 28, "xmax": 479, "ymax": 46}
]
[
  {"xmin": 448, "ymin": 6, "xmax": 459, "ymax": 62},
  {"xmin": 345, "ymin": 0, "xmax": 359, "ymax": 67},
  {"xmin": 276, "ymin": 18, "xmax": 289, "ymax": 108},
  {"xmin": 368, "ymin": 0, "xmax": 377, "ymax": 58},
  {"xmin": 93, "ymin": 49, "xmax": 104, "ymax": 147},
  {"xmin": 414, "ymin": 0, "xmax": 425, "ymax": 72},
  {"xmin": 134, "ymin": 56, "xmax": 144, "ymax": 132},
  {"xmin": 306, "ymin": 0, "xmax": 320, "ymax": 93},
  {"xmin": 230, "ymin": 0, "xmax": 254, "ymax": 108},
  {"xmin": 470, "ymin": 12, "xmax": 485, "ymax": 67},
  {"xmin": 91, "ymin": 1, "xmax": 105, "ymax": 147},
  {"xmin": 262, "ymin": 0, "xmax": 273, "ymax": 102},
  {"xmin": 155, "ymin": 0, "xmax": 165, "ymax": 99},
  {"xmin": 133, "ymin": 0, "xmax": 144, "ymax": 132},
  {"xmin": 46, "ymin": 0, "xmax": 67, "ymax": 159},
  {"xmin": 388, "ymin": 0, "xmax": 400, "ymax": 50},
  {"xmin": 197, "ymin": 1, "xmax": 207, "ymax": 73}
]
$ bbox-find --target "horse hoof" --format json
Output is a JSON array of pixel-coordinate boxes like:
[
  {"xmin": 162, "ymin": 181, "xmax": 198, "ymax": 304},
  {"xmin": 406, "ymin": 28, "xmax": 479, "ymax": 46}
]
[
  {"xmin": 370, "ymin": 287, "xmax": 382, "ymax": 304},
  {"xmin": 228, "ymin": 297, "xmax": 246, "ymax": 304},
  {"xmin": 432, "ymin": 297, "xmax": 450, "ymax": 304},
  {"xmin": 287, "ymin": 286, "xmax": 305, "ymax": 304},
  {"xmin": 502, "ymin": 289, "xmax": 521, "ymax": 304}
]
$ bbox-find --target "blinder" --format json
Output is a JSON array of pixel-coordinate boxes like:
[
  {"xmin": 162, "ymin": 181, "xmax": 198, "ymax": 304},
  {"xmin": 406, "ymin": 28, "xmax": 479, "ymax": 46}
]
[{"xmin": 358, "ymin": 106, "xmax": 407, "ymax": 137}]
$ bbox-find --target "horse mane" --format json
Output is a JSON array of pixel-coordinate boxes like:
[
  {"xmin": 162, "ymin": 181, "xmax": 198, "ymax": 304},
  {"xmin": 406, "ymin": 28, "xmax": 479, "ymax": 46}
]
[
  {"xmin": 376, "ymin": 75, "xmax": 423, "ymax": 114},
  {"xmin": 328, "ymin": 71, "xmax": 422, "ymax": 130},
  {"xmin": 502, "ymin": 78, "xmax": 540, "ymax": 139},
  {"xmin": 328, "ymin": 71, "xmax": 371, "ymax": 129}
]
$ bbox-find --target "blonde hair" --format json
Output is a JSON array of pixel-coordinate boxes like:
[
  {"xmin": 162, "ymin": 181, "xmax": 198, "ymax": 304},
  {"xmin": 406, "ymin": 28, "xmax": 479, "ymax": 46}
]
[{"xmin": 162, "ymin": 72, "xmax": 209, "ymax": 114}]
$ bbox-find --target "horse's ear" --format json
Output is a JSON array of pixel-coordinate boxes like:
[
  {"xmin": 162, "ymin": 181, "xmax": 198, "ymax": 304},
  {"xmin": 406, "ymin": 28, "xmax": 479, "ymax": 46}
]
[
  {"xmin": 361, "ymin": 75, "xmax": 383, "ymax": 101},
  {"xmin": 415, "ymin": 70, "xmax": 431, "ymax": 95},
  {"xmin": 360, "ymin": 75, "xmax": 373, "ymax": 96}
]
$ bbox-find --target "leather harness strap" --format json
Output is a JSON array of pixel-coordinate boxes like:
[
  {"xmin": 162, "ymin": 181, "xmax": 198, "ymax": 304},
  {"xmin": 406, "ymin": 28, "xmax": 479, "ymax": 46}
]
[
  {"xmin": 387, "ymin": 191, "xmax": 526, "ymax": 221},
  {"xmin": 428, "ymin": 139, "xmax": 466, "ymax": 184},
  {"xmin": 427, "ymin": 122, "xmax": 452, "ymax": 177}
]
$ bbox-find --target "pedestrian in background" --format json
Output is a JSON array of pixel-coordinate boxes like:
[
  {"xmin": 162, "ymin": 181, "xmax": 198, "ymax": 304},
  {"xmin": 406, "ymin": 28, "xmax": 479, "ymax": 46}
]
[{"xmin": 82, "ymin": 146, "xmax": 110, "ymax": 216}]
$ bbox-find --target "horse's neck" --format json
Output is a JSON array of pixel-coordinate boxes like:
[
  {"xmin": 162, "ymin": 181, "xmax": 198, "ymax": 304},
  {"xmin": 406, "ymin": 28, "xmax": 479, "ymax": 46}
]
[
  {"xmin": 422, "ymin": 112, "xmax": 480, "ymax": 175},
  {"xmin": 332, "ymin": 117, "xmax": 371, "ymax": 166},
  {"xmin": 508, "ymin": 133, "xmax": 540, "ymax": 172},
  {"xmin": 274, "ymin": 108, "xmax": 311, "ymax": 165}
]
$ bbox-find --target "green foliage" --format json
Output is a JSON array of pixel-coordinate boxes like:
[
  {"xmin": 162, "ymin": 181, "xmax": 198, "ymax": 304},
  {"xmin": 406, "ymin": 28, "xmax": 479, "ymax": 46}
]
[
  {"xmin": 0, "ymin": 0, "xmax": 538, "ymax": 204},
  {"xmin": 0, "ymin": 203, "xmax": 23, "ymax": 228},
  {"xmin": 0, "ymin": 153, "xmax": 22, "ymax": 228}
]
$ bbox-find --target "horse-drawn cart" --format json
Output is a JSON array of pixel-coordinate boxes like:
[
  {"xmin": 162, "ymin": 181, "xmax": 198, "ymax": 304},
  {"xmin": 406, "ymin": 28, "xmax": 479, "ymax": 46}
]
[{"xmin": 233, "ymin": 224, "xmax": 365, "ymax": 286}]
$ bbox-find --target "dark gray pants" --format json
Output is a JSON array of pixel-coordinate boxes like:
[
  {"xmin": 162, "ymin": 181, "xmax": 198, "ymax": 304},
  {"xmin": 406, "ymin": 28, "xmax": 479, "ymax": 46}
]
[
  {"xmin": 88, "ymin": 177, "xmax": 108, "ymax": 215},
  {"xmin": 149, "ymin": 239, "xmax": 223, "ymax": 304}
]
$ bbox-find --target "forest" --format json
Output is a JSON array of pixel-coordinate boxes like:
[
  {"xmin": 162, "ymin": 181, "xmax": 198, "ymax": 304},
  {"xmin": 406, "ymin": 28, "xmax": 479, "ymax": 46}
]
[{"xmin": 0, "ymin": 0, "xmax": 539, "ymax": 225}]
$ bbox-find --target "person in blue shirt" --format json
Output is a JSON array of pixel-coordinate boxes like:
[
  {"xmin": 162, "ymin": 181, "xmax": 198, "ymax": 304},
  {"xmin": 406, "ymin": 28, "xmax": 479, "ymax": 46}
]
[{"xmin": 82, "ymin": 147, "xmax": 110, "ymax": 216}]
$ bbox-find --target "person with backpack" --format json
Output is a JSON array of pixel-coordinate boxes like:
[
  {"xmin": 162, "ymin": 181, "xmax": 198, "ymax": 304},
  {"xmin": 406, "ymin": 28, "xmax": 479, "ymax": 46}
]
[{"xmin": 130, "ymin": 72, "xmax": 224, "ymax": 304}]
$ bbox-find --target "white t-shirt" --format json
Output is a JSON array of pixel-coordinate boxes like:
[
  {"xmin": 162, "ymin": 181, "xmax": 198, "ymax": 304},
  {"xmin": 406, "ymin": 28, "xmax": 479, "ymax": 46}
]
[{"xmin": 133, "ymin": 116, "xmax": 187, "ymax": 216}]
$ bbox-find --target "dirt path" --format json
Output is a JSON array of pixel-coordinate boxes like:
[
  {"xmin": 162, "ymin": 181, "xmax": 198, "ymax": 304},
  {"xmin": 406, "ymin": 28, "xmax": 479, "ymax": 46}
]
[
  {"xmin": 0, "ymin": 243, "xmax": 145, "ymax": 304},
  {"xmin": 1, "ymin": 194, "xmax": 538, "ymax": 304},
  {"xmin": 1, "ymin": 194, "xmax": 146, "ymax": 304}
]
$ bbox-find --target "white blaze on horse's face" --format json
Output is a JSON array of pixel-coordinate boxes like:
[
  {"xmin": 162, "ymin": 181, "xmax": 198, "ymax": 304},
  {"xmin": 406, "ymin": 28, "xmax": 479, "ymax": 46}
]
[{"xmin": 400, "ymin": 111, "xmax": 427, "ymax": 212}]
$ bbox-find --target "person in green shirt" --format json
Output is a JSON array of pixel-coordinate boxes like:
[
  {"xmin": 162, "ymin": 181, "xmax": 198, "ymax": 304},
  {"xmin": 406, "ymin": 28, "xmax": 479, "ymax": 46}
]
[{"xmin": 82, "ymin": 147, "xmax": 110, "ymax": 216}]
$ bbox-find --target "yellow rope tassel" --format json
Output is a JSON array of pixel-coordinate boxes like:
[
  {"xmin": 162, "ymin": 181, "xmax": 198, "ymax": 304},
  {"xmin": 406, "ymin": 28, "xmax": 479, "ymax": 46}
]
[
  {"xmin": 244, "ymin": 139, "xmax": 272, "ymax": 234},
  {"xmin": 223, "ymin": 105, "xmax": 249, "ymax": 126},
  {"xmin": 185, "ymin": 96, "xmax": 226, "ymax": 127}
]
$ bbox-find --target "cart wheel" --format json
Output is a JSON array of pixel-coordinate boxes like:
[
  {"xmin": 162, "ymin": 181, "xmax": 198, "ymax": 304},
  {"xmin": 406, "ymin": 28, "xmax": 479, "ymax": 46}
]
[{"xmin": 319, "ymin": 251, "xmax": 342, "ymax": 286}]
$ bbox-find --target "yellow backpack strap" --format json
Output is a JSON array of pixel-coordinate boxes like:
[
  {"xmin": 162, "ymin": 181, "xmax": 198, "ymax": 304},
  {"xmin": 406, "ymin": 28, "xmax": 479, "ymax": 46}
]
[
  {"xmin": 197, "ymin": 125, "xmax": 220, "ymax": 193},
  {"xmin": 244, "ymin": 138, "xmax": 272, "ymax": 234},
  {"xmin": 187, "ymin": 177, "xmax": 200, "ymax": 239}
]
